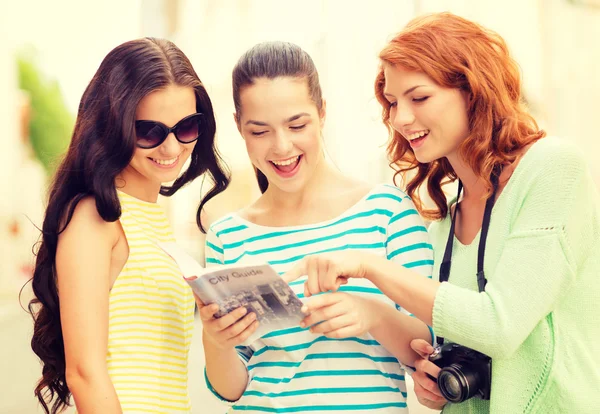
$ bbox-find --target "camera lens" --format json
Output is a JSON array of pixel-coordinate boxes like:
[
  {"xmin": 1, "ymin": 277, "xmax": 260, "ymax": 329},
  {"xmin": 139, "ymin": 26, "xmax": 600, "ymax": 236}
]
[
  {"xmin": 437, "ymin": 363, "xmax": 482, "ymax": 403},
  {"xmin": 440, "ymin": 373, "xmax": 462, "ymax": 399},
  {"xmin": 438, "ymin": 369, "xmax": 468, "ymax": 402}
]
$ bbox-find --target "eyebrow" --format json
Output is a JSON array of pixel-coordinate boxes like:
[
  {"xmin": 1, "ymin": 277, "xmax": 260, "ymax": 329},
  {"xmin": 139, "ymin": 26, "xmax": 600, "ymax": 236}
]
[
  {"xmin": 384, "ymin": 85, "xmax": 427, "ymax": 99},
  {"xmin": 245, "ymin": 112, "xmax": 310, "ymax": 127}
]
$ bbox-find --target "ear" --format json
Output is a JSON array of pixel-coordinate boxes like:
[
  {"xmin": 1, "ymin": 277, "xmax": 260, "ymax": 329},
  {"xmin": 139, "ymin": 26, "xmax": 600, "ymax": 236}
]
[
  {"xmin": 233, "ymin": 112, "xmax": 242, "ymax": 135},
  {"xmin": 319, "ymin": 99, "xmax": 327, "ymax": 129}
]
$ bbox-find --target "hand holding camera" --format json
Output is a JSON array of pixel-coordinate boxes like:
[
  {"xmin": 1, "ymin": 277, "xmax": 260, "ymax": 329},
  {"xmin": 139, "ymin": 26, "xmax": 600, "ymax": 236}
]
[
  {"xmin": 410, "ymin": 339, "xmax": 448, "ymax": 410},
  {"xmin": 428, "ymin": 342, "xmax": 492, "ymax": 403}
]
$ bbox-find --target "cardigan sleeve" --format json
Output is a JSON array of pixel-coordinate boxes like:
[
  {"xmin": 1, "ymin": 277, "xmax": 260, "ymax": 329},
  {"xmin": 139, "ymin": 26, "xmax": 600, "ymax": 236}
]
[{"xmin": 432, "ymin": 141, "xmax": 595, "ymax": 360}]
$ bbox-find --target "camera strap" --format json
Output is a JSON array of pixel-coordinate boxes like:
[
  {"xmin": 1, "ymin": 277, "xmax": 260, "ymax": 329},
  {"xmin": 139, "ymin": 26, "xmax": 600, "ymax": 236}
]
[{"xmin": 436, "ymin": 167, "xmax": 501, "ymax": 346}]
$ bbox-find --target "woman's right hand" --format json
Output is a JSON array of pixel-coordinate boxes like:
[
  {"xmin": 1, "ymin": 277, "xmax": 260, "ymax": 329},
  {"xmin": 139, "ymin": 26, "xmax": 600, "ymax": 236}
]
[
  {"xmin": 411, "ymin": 339, "xmax": 448, "ymax": 411},
  {"xmin": 196, "ymin": 298, "xmax": 259, "ymax": 350}
]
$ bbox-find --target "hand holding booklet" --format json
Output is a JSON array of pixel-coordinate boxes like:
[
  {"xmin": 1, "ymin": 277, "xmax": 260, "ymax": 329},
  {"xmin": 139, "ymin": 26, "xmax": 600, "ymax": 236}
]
[{"xmin": 158, "ymin": 241, "xmax": 305, "ymax": 343}]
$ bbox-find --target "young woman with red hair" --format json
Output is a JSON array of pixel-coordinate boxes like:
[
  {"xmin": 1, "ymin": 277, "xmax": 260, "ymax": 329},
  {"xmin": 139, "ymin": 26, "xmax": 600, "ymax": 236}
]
[{"xmin": 284, "ymin": 12, "xmax": 600, "ymax": 413}]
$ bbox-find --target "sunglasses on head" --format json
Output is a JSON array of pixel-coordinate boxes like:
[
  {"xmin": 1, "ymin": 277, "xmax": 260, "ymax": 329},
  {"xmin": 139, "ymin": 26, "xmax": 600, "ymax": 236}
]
[{"xmin": 135, "ymin": 112, "xmax": 204, "ymax": 149}]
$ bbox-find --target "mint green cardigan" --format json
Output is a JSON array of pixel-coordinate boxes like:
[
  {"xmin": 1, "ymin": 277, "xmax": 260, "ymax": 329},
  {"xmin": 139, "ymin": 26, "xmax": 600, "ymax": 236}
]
[{"xmin": 429, "ymin": 137, "xmax": 600, "ymax": 413}]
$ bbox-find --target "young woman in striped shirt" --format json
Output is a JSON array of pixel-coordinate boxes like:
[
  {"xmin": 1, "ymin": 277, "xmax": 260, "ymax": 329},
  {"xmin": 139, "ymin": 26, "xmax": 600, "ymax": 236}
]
[
  {"xmin": 28, "ymin": 38, "xmax": 229, "ymax": 413},
  {"xmin": 198, "ymin": 41, "xmax": 434, "ymax": 413}
]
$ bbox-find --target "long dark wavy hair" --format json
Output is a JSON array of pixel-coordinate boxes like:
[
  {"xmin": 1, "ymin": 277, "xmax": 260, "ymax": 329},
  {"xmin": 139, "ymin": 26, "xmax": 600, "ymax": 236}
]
[
  {"xmin": 28, "ymin": 37, "xmax": 229, "ymax": 413},
  {"xmin": 232, "ymin": 41, "xmax": 323, "ymax": 193}
]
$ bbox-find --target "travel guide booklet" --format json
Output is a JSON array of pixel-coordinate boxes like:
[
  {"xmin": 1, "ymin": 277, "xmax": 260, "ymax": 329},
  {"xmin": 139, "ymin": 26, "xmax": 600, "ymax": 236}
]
[{"xmin": 157, "ymin": 241, "xmax": 305, "ymax": 344}]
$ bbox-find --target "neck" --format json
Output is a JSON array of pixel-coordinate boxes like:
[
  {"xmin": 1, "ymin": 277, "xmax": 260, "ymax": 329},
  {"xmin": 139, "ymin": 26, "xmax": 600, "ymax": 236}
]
[
  {"xmin": 116, "ymin": 168, "xmax": 161, "ymax": 203},
  {"xmin": 446, "ymin": 153, "xmax": 487, "ymax": 200},
  {"xmin": 263, "ymin": 157, "xmax": 341, "ymax": 210}
]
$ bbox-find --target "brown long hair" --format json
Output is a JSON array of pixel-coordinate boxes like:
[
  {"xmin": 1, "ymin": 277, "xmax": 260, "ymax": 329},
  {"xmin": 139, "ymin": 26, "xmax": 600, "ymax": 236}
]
[
  {"xmin": 232, "ymin": 41, "xmax": 323, "ymax": 193},
  {"xmin": 28, "ymin": 37, "xmax": 229, "ymax": 413},
  {"xmin": 375, "ymin": 12, "xmax": 545, "ymax": 220}
]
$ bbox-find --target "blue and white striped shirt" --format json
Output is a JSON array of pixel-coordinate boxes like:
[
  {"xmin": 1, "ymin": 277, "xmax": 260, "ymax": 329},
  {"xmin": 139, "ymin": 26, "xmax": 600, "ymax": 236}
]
[{"xmin": 204, "ymin": 184, "xmax": 433, "ymax": 413}]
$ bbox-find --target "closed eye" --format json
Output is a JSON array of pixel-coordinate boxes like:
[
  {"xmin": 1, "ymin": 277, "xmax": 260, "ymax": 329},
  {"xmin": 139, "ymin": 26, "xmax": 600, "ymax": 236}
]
[
  {"xmin": 290, "ymin": 124, "xmax": 306, "ymax": 131},
  {"xmin": 412, "ymin": 96, "xmax": 429, "ymax": 103},
  {"xmin": 251, "ymin": 131, "xmax": 268, "ymax": 136}
]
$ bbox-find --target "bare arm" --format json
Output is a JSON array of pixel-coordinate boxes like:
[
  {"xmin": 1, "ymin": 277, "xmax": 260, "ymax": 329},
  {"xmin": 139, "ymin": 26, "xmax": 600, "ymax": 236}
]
[
  {"xmin": 202, "ymin": 227, "xmax": 257, "ymax": 402},
  {"xmin": 199, "ymin": 302, "xmax": 258, "ymax": 402},
  {"xmin": 366, "ymin": 256, "xmax": 439, "ymax": 326},
  {"xmin": 372, "ymin": 191, "xmax": 436, "ymax": 365},
  {"xmin": 203, "ymin": 333, "xmax": 250, "ymax": 401},
  {"xmin": 57, "ymin": 198, "xmax": 122, "ymax": 413},
  {"xmin": 366, "ymin": 299, "xmax": 432, "ymax": 367}
]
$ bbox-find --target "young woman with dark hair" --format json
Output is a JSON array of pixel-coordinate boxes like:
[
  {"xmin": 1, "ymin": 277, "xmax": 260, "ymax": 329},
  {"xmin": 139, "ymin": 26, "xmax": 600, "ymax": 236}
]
[
  {"xmin": 29, "ymin": 37, "xmax": 229, "ymax": 413},
  {"xmin": 199, "ymin": 41, "xmax": 434, "ymax": 413}
]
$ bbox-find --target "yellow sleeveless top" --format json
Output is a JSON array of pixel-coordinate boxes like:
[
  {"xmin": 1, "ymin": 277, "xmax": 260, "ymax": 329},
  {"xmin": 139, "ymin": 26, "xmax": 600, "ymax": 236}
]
[{"xmin": 107, "ymin": 191, "xmax": 194, "ymax": 413}]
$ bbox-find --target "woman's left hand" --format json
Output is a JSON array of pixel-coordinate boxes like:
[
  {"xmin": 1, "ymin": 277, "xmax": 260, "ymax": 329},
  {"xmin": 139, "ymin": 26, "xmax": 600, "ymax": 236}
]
[
  {"xmin": 411, "ymin": 339, "xmax": 447, "ymax": 410},
  {"xmin": 299, "ymin": 292, "xmax": 379, "ymax": 338},
  {"xmin": 283, "ymin": 251, "xmax": 370, "ymax": 296}
]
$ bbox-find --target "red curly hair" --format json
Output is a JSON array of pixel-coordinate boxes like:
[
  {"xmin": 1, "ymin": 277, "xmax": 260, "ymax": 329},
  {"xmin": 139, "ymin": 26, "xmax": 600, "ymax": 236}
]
[{"xmin": 375, "ymin": 12, "xmax": 545, "ymax": 220}]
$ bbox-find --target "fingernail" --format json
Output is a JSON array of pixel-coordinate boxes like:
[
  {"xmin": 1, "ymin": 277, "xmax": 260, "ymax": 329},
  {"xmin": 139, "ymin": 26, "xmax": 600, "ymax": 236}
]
[
  {"xmin": 301, "ymin": 305, "xmax": 308, "ymax": 313},
  {"xmin": 249, "ymin": 313, "xmax": 256, "ymax": 320},
  {"xmin": 299, "ymin": 321, "xmax": 306, "ymax": 328},
  {"xmin": 240, "ymin": 307, "xmax": 248, "ymax": 315}
]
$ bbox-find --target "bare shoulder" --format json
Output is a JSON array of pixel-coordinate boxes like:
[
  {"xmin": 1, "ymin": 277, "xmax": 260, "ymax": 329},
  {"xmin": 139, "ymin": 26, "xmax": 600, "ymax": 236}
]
[
  {"xmin": 330, "ymin": 176, "xmax": 374, "ymax": 204},
  {"xmin": 55, "ymin": 196, "xmax": 126, "ymax": 287},
  {"xmin": 59, "ymin": 196, "xmax": 120, "ymax": 245}
]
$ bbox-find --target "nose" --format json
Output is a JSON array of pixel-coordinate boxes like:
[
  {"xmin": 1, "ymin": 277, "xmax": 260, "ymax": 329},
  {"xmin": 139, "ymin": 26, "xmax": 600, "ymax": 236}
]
[
  {"xmin": 158, "ymin": 132, "xmax": 181, "ymax": 156},
  {"xmin": 391, "ymin": 101, "xmax": 415, "ymax": 132},
  {"xmin": 271, "ymin": 130, "xmax": 294, "ymax": 155}
]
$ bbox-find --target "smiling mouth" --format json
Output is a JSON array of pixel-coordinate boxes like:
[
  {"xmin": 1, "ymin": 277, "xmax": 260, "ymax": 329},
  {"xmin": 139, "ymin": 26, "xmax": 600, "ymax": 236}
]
[
  {"xmin": 406, "ymin": 130, "xmax": 429, "ymax": 148},
  {"xmin": 148, "ymin": 155, "xmax": 180, "ymax": 167},
  {"xmin": 270, "ymin": 155, "xmax": 302, "ymax": 172},
  {"xmin": 406, "ymin": 129, "xmax": 430, "ymax": 141}
]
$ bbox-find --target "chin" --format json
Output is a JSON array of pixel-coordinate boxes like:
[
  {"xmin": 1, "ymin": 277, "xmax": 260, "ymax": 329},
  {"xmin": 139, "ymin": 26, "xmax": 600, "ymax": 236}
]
[
  {"xmin": 165, "ymin": 173, "xmax": 183, "ymax": 184},
  {"xmin": 153, "ymin": 171, "xmax": 181, "ymax": 185},
  {"xmin": 413, "ymin": 151, "xmax": 438, "ymax": 164}
]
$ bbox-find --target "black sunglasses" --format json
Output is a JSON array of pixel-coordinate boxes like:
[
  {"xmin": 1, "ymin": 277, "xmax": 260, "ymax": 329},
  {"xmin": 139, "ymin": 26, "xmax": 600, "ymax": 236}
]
[{"xmin": 135, "ymin": 112, "xmax": 204, "ymax": 149}]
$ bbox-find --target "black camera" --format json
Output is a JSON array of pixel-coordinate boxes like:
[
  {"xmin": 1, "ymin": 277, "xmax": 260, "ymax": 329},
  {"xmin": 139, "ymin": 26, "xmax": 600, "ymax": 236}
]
[{"xmin": 428, "ymin": 343, "xmax": 492, "ymax": 403}]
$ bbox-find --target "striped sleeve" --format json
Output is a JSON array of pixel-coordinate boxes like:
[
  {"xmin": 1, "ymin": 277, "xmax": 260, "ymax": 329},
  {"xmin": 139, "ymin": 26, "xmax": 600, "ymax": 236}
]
[
  {"xmin": 202, "ymin": 220, "xmax": 256, "ymax": 404},
  {"xmin": 384, "ymin": 187, "xmax": 435, "ymax": 343},
  {"xmin": 204, "ymin": 225, "xmax": 224, "ymax": 266},
  {"xmin": 384, "ymin": 187, "xmax": 434, "ymax": 277}
]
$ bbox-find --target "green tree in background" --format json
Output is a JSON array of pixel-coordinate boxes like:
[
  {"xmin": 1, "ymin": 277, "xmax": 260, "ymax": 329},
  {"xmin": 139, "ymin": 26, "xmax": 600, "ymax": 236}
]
[{"xmin": 17, "ymin": 48, "xmax": 74, "ymax": 175}]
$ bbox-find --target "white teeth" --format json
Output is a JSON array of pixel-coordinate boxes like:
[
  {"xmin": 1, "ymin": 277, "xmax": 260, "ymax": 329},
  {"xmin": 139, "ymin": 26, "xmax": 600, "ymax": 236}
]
[
  {"xmin": 271, "ymin": 156, "xmax": 300, "ymax": 166},
  {"xmin": 151, "ymin": 156, "xmax": 178, "ymax": 166},
  {"xmin": 407, "ymin": 130, "xmax": 430, "ymax": 140}
]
